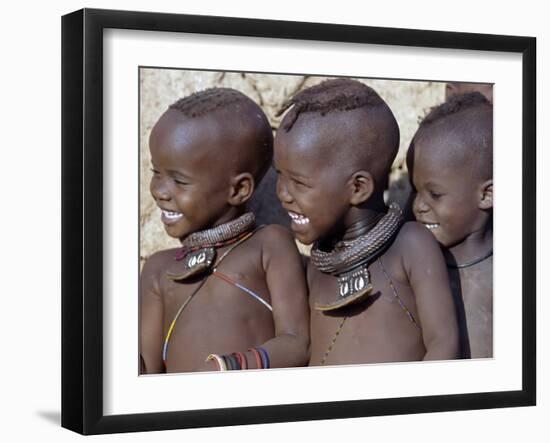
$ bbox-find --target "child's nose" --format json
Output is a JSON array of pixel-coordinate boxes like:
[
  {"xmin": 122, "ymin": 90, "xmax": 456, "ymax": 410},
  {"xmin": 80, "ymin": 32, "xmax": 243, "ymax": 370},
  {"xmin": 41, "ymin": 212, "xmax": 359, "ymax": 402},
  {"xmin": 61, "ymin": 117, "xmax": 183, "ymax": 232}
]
[
  {"xmin": 413, "ymin": 194, "xmax": 429, "ymax": 214},
  {"xmin": 150, "ymin": 177, "xmax": 170, "ymax": 201},
  {"xmin": 276, "ymin": 176, "xmax": 293, "ymax": 204}
]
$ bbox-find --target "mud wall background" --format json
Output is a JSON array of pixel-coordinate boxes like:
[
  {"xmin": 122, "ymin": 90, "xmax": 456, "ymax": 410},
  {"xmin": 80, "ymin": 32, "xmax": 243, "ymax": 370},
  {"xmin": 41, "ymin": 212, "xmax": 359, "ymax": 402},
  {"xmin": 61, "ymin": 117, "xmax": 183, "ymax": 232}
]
[{"xmin": 140, "ymin": 69, "xmax": 447, "ymax": 263}]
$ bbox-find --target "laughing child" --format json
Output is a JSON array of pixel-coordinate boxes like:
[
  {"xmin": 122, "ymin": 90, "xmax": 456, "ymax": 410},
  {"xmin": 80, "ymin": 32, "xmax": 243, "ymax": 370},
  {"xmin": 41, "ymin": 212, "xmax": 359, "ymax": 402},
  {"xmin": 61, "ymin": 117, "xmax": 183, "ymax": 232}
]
[
  {"xmin": 140, "ymin": 88, "xmax": 310, "ymax": 374},
  {"xmin": 407, "ymin": 92, "xmax": 493, "ymax": 358},
  {"xmin": 274, "ymin": 79, "xmax": 459, "ymax": 365}
]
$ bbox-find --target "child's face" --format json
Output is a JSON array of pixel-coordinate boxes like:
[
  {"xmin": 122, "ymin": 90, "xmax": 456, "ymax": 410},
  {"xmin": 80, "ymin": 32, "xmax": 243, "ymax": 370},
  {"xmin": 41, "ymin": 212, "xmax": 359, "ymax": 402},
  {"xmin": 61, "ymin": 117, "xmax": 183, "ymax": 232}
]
[
  {"xmin": 410, "ymin": 134, "xmax": 485, "ymax": 249},
  {"xmin": 148, "ymin": 110, "xmax": 233, "ymax": 240},
  {"xmin": 273, "ymin": 116, "xmax": 352, "ymax": 245}
]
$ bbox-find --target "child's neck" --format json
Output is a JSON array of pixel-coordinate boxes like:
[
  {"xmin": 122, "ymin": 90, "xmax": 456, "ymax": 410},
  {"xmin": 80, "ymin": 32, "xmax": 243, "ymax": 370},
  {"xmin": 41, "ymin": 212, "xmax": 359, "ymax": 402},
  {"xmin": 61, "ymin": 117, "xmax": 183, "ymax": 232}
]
[
  {"xmin": 445, "ymin": 224, "xmax": 493, "ymax": 267},
  {"xmin": 342, "ymin": 212, "xmax": 385, "ymax": 242},
  {"xmin": 212, "ymin": 206, "xmax": 245, "ymax": 228},
  {"xmin": 338, "ymin": 199, "xmax": 388, "ymax": 243},
  {"xmin": 180, "ymin": 206, "xmax": 245, "ymax": 243}
]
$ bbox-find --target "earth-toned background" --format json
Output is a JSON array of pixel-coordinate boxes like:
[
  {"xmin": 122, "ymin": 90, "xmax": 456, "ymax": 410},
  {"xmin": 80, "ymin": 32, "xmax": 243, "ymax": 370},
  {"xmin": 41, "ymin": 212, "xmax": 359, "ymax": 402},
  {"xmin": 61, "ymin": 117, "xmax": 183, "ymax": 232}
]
[{"xmin": 140, "ymin": 69, "xmax": 449, "ymax": 263}]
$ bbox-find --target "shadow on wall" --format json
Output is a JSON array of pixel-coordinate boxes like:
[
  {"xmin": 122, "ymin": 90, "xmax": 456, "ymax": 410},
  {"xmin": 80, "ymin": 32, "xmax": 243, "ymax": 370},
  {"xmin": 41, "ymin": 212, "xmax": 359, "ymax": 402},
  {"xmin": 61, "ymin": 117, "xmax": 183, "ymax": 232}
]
[{"xmin": 247, "ymin": 166, "xmax": 290, "ymax": 229}]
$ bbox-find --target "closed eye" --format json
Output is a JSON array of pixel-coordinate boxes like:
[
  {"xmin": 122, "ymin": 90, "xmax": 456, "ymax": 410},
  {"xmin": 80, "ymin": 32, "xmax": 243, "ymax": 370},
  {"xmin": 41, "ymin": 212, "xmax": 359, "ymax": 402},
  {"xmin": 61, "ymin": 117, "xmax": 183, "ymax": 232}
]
[
  {"xmin": 291, "ymin": 177, "xmax": 309, "ymax": 188},
  {"xmin": 429, "ymin": 190, "xmax": 443, "ymax": 199}
]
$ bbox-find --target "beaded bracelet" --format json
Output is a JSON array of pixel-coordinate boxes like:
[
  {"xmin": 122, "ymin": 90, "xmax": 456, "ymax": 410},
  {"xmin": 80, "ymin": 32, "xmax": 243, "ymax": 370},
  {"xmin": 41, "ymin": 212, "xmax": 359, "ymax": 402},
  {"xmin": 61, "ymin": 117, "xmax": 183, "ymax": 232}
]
[
  {"xmin": 208, "ymin": 350, "xmax": 262, "ymax": 371},
  {"xmin": 226, "ymin": 354, "xmax": 240, "ymax": 370},
  {"xmin": 233, "ymin": 352, "xmax": 248, "ymax": 370},
  {"xmin": 256, "ymin": 347, "xmax": 270, "ymax": 369},
  {"xmin": 206, "ymin": 353, "xmax": 227, "ymax": 371},
  {"xmin": 209, "ymin": 352, "xmax": 246, "ymax": 371},
  {"xmin": 247, "ymin": 347, "xmax": 263, "ymax": 369},
  {"xmin": 222, "ymin": 354, "xmax": 232, "ymax": 370}
]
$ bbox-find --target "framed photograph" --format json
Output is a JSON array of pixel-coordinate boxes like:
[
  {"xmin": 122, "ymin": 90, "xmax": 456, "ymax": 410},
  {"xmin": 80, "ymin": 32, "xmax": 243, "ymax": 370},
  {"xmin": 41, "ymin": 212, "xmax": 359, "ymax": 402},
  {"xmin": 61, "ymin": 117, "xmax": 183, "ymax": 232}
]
[{"xmin": 61, "ymin": 8, "xmax": 536, "ymax": 435}]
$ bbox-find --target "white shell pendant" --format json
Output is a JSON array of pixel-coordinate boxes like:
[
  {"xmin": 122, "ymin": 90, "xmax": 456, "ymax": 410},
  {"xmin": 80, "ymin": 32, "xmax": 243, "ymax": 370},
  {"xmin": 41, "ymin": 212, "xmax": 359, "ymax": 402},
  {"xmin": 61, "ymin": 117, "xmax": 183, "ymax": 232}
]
[
  {"xmin": 315, "ymin": 265, "xmax": 373, "ymax": 311},
  {"xmin": 166, "ymin": 247, "xmax": 216, "ymax": 281},
  {"xmin": 337, "ymin": 267, "xmax": 370, "ymax": 299}
]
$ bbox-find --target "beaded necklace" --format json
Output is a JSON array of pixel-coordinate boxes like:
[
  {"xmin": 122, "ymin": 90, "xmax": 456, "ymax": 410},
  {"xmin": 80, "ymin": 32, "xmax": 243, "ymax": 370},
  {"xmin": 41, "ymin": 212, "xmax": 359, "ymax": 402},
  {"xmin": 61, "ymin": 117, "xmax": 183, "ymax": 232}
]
[
  {"xmin": 311, "ymin": 203, "xmax": 404, "ymax": 311},
  {"xmin": 167, "ymin": 212, "xmax": 255, "ymax": 281},
  {"xmin": 319, "ymin": 258, "xmax": 419, "ymax": 366},
  {"xmin": 177, "ymin": 212, "xmax": 255, "ymax": 251},
  {"xmin": 446, "ymin": 249, "xmax": 493, "ymax": 269},
  {"xmin": 162, "ymin": 229, "xmax": 256, "ymax": 366}
]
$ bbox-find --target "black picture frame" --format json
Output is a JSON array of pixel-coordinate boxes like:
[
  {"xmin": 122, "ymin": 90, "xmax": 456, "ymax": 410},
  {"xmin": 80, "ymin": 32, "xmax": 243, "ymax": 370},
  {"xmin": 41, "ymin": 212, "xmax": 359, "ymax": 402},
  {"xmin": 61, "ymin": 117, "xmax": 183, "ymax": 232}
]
[{"xmin": 61, "ymin": 8, "xmax": 536, "ymax": 435}]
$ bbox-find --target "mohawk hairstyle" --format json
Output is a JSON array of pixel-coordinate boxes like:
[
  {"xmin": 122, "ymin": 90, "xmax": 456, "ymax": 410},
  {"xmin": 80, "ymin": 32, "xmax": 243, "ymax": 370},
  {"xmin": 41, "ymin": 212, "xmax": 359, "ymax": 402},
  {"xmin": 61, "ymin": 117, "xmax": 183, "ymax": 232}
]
[
  {"xmin": 278, "ymin": 78, "xmax": 386, "ymax": 131},
  {"xmin": 169, "ymin": 87, "xmax": 254, "ymax": 118},
  {"xmin": 419, "ymin": 91, "xmax": 491, "ymax": 126}
]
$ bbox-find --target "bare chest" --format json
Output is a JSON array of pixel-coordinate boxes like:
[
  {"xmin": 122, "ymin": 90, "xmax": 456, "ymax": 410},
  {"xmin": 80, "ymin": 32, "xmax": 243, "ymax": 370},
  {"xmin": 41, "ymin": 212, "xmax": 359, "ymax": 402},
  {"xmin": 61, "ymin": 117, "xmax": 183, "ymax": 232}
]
[
  {"xmin": 308, "ymin": 258, "xmax": 424, "ymax": 365},
  {"xmin": 448, "ymin": 258, "xmax": 493, "ymax": 358},
  {"xmin": 159, "ymin": 254, "xmax": 274, "ymax": 371}
]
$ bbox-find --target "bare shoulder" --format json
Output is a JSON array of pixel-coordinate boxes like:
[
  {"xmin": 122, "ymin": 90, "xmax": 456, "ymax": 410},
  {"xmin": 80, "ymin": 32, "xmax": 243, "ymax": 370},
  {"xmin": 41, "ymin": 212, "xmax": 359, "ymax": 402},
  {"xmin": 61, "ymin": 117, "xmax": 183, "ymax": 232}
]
[
  {"xmin": 141, "ymin": 248, "xmax": 179, "ymax": 280},
  {"xmin": 254, "ymin": 223, "xmax": 297, "ymax": 251},
  {"xmin": 389, "ymin": 221, "xmax": 444, "ymax": 276},
  {"xmin": 393, "ymin": 221, "xmax": 440, "ymax": 254},
  {"xmin": 253, "ymin": 224, "xmax": 304, "ymax": 273},
  {"xmin": 391, "ymin": 221, "xmax": 451, "ymax": 290}
]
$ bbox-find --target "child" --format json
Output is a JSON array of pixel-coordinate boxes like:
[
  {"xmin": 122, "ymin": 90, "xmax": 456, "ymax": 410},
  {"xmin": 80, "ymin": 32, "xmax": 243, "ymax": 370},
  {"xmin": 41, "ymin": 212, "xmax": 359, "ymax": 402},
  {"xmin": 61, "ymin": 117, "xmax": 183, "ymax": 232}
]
[
  {"xmin": 407, "ymin": 92, "xmax": 493, "ymax": 358},
  {"xmin": 274, "ymin": 79, "xmax": 459, "ymax": 366},
  {"xmin": 445, "ymin": 82, "xmax": 493, "ymax": 103},
  {"xmin": 140, "ymin": 88, "xmax": 310, "ymax": 374}
]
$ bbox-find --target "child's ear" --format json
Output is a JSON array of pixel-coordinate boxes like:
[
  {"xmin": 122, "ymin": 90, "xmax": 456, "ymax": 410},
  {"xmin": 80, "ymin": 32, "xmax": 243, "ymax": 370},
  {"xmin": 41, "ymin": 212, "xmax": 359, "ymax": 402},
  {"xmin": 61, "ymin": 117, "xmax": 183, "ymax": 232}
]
[
  {"xmin": 478, "ymin": 179, "xmax": 493, "ymax": 210},
  {"xmin": 228, "ymin": 172, "xmax": 255, "ymax": 205},
  {"xmin": 349, "ymin": 170, "xmax": 374, "ymax": 205}
]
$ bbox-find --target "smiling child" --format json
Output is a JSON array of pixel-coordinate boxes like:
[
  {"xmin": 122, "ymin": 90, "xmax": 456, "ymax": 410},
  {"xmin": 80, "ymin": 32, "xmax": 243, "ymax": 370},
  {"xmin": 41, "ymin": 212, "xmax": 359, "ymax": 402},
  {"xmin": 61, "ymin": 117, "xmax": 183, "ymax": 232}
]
[
  {"xmin": 274, "ymin": 79, "xmax": 458, "ymax": 365},
  {"xmin": 140, "ymin": 88, "xmax": 309, "ymax": 373},
  {"xmin": 408, "ymin": 92, "xmax": 493, "ymax": 358}
]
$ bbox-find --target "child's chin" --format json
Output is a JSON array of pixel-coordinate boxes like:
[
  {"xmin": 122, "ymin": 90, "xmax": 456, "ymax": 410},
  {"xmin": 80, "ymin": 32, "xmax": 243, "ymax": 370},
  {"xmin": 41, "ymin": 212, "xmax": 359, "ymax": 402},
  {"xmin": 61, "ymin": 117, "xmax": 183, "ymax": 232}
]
[
  {"xmin": 292, "ymin": 230, "xmax": 317, "ymax": 246},
  {"xmin": 434, "ymin": 234, "xmax": 454, "ymax": 249},
  {"xmin": 297, "ymin": 237, "xmax": 315, "ymax": 246},
  {"xmin": 163, "ymin": 225, "xmax": 186, "ymax": 240}
]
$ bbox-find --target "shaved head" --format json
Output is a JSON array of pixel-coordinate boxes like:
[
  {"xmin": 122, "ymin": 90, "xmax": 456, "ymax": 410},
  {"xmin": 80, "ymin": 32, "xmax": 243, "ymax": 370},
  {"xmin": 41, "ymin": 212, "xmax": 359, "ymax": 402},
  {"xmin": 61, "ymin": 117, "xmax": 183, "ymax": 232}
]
[
  {"xmin": 278, "ymin": 79, "xmax": 400, "ymax": 194},
  {"xmin": 167, "ymin": 87, "xmax": 274, "ymax": 183},
  {"xmin": 410, "ymin": 92, "xmax": 493, "ymax": 181}
]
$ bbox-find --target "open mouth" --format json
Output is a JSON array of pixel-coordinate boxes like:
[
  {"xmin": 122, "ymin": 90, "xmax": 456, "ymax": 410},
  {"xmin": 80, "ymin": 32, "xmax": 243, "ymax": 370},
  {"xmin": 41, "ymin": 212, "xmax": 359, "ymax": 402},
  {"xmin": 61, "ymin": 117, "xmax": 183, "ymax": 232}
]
[
  {"xmin": 160, "ymin": 208, "xmax": 183, "ymax": 223},
  {"xmin": 422, "ymin": 222, "xmax": 440, "ymax": 230},
  {"xmin": 288, "ymin": 210, "xmax": 310, "ymax": 226}
]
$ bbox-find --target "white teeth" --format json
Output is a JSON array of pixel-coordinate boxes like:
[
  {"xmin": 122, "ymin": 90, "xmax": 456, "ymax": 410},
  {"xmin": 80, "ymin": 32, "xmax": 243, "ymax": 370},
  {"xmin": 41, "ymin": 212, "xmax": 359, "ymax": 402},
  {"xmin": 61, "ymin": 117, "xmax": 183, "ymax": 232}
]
[
  {"xmin": 161, "ymin": 209, "xmax": 183, "ymax": 220},
  {"xmin": 424, "ymin": 223, "xmax": 440, "ymax": 230},
  {"xmin": 288, "ymin": 211, "xmax": 310, "ymax": 225}
]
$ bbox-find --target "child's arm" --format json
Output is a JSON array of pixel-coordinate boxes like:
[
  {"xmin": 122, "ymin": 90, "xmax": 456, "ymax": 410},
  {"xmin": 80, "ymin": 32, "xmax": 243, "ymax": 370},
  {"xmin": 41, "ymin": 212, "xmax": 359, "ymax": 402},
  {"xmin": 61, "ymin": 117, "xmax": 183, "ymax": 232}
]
[
  {"xmin": 139, "ymin": 252, "xmax": 166, "ymax": 373},
  {"xmin": 401, "ymin": 223, "xmax": 459, "ymax": 360},
  {"xmin": 249, "ymin": 225, "xmax": 310, "ymax": 368}
]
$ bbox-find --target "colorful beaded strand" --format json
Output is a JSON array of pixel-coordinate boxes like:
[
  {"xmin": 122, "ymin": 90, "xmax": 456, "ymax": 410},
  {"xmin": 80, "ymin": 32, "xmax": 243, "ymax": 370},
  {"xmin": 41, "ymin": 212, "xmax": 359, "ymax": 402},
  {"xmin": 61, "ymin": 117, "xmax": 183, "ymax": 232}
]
[
  {"xmin": 162, "ymin": 278, "xmax": 207, "ymax": 365},
  {"xmin": 237, "ymin": 352, "xmax": 248, "ymax": 369},
  {"xmin": 377, "ymin": 258, "xmax": 419, "ymax": 327},
  {"xmin": 162, "ymin": 230, "xmax": 257, "ymax": 366},
  {"xmin": 248, "ymin": 347, "xmax": 264, "ymax": 369},
  {"xmin": 206, "ymin": 354, "xmax": 227, "ymax": 371},
  {"xmin": 320, "ymin": 317, "xmax": 348, "ymax": 366},
  {"xmin": 256, "ymin": 347, "xmax": 270, "ymax": 369}
]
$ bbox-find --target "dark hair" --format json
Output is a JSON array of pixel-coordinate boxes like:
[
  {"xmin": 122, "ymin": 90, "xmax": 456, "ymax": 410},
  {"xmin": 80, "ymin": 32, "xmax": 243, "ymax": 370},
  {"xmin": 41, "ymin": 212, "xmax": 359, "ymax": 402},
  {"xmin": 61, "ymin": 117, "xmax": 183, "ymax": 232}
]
[
  {"xmin": 169, "ymin": 87, "xmax": 273, "ymax": 183},
  {"xmin": 278, "ymin": 78, "xmax": 386, "ymax": 131},
  {"xmin": 412, "ymin": 91, "xmax": 493, "ymax": 180},
  {"xmin": 169, "ymin": 87, "xmax": 255, "ymax": 118},
  {"xmin": 278, "ymin": 78, "xmax": 400, "ymax": 196},
  {"xmin": 419, "ymin": 91, "xmax": 491, "ymax": 126}
]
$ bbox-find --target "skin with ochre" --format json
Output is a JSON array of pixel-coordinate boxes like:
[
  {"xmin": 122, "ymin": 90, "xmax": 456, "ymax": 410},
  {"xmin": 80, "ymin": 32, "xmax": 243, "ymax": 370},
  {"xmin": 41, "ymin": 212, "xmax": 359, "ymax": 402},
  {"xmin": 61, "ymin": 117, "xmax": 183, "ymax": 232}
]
[
  {"xmin": 140, "ymin": 106, "xmax": 310, "ymax": 373},
  {"xmin": 274, "ymin": 108, "xmax": 459, "ymax": 365},
  {"xmin": 408, "ymin": 106, "xmax": 493, "ymax": 358}
]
